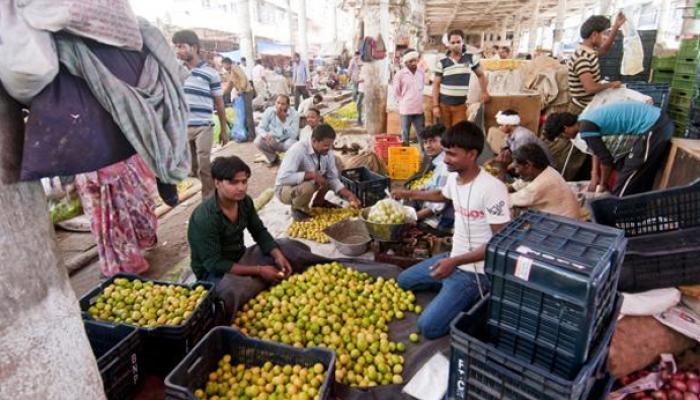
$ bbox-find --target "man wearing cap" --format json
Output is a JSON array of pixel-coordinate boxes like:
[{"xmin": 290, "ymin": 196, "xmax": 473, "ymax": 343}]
[{"xmin": 393, "ymin": 49, "xmax": 426, "ymax": 146}]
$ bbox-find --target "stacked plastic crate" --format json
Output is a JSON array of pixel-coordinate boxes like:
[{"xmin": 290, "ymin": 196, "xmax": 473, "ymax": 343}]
[
  {"xmin": 448, "ymin": 211, "xmax": 626, "ymax": 400},
  {"xmin": 598, "ymin": 30, "xmax": 657, "ymax": 82},
  {"xmin": 651, "ymin": 55, "xmax": 676, "ymax": 84},
  {"xmin": 669, "ymin": 39, "xmax": 700, "ymax": 137}
]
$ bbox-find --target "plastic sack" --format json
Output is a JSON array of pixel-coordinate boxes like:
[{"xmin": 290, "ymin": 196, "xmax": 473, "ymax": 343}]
[
  {"xmin": 17, "ymin": 0, "xmax": 143, "ymax": 50},
  {"xmin": 230, "ymin": 96, "xmax": 248, "ymax": 143},
  {"xmin": 621, "ymin": 288, "xmax": 681, "ymax": 316},
  {"xmin": 0, "ymin": 1, "xmax": 58, "ymax": 104},
  {"xmin": 368, "ymin": 199, "xmax": 416, "ymax": 224},
  {"xmin": 620, "ymin": 14, "xmax": 644, "ymax": 76}
]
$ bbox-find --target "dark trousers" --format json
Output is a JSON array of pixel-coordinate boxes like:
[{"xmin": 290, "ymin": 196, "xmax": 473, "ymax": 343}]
[
  {"xmin": 242, "ymin": 91, "xmax": 255, "ymax": 141},
  {"xmin": 294, "ymin": 85, "xmax": 310, "ymax": 108},
  {"xmin": 204, "ymin": 238, "xmax": 328, "ymax": 320},
  {"xmin": 614, "ymin": 115, "xmax": 674, "ymax": 196}
]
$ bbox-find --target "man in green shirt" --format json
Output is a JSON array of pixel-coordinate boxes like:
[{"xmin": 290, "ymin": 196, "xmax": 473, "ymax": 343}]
[{"xmin": 188, "ymin": 156, "xmax": 308, "ymax": 316}]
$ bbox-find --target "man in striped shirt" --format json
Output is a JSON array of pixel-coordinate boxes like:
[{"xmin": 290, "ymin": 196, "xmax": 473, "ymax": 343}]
[
  {"xmin": 432, "ymin": 29, "xmax": 490, "ymax": 128},
  {"xmin": 567, "ymin": 14, "xmax": 626, "ymax": 115},
  {"xmin": 173, "ymin": 30, "xmax": 228, "ymax": 199}
]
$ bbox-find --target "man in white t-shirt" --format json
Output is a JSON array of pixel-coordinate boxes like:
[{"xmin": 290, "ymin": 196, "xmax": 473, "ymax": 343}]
[{"xmin": 393, "ymin": 121, "xmax": 511, "ymax": 339}]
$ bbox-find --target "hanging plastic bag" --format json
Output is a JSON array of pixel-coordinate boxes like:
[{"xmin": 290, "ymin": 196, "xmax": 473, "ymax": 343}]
[
  {"xmin": 0, "ymin": 1, "xmax": 59, "ymax": 104},
  {"xmin": 620, "ymin": 11, "xmax": 644, "ymax": 76}
]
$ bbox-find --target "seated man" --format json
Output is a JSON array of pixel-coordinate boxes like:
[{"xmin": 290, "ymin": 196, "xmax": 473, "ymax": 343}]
[
  {"xmin": 393, "ymin": 121, "xmax": 511, "ymax": 339},
  {"xmin": 188, "ymin": 156, "xmax": 305, "ymax": 316},
  {"xmin": 406, "ymin": 124, "xmax": 453, "ymax": 232},
  {"xmin": 254, "ymin": 94, "xmax": 300, "ymax": 165},
  {"xmin": 275, "ymin": 124, "xmax": 361, "ymax": 219},
  {"xmin": 490, "ymin": 109, "xmax": 553, "ymax": 167},
  {"xmin": 299, "ymin": 107, "xmax": 322, "ymax": 143},
  {"xmin": 510, "ymin": 143, "xmax": 581, "ymax": 219},
  {"xmin": 298, "ymin": 93, "xmax": 323, "ymax": 116},
  {"xmin": 544, "ymin": 102, "xmax": 673, "ymax": 196}
]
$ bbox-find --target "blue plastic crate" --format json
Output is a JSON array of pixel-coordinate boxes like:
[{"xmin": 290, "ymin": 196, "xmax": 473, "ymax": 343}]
[
  {"xmin": 484, "ymin": 211, "xmax": 626, "ymax": 380},
  {"xmin": 85, "ymin": 320, "xmax": 141, "ymax": 400},
  {"xmin": 448, "ymin": 296, "xmax": 620, "ymax": 400},
  {"xmin": 624, "ymin": 82, "xmax": 671, "ymax": 111}
]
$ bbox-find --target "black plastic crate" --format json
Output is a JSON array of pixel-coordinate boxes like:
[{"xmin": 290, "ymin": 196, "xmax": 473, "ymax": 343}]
[
  {"xmin": 599, "ymin": 30, "xmax": 656, "ymax": 82},
  {"xmin": 448, "ymin": 296, "xmax": 620, "ymax": 400},
  {"xmin": 165, "ymin": 327, "xmax": 336, "ymax": 400},
  {"xmin": 590, "ymin": 180, "xmax": 700, "ymax": 292},
  {"xmin": 85, "ymin": 320, "xmax": 141, "ymax": 400},
  {"xmin": 624, "ymin": 82, "xmax": 670, "ymax": 111},
  {"xmin": 340, "ymin": 167, "xmax": 390, "ymax": 207},
  {"xmin": 484, "ymin": 211, "xmax": 625, "ymax": 379},
  {"xmin": 80, "ymin": 273, "xmax": 219, "ymax": 376}
]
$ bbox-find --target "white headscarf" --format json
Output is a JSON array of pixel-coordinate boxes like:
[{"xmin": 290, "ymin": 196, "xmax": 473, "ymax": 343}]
[
  {"xmin": 402, "ymin": 51, "xmax": 419, "ymax": 64},
  {"xmin": 496, "ymin": 111, "xmax": 521, "ymax": 126}
]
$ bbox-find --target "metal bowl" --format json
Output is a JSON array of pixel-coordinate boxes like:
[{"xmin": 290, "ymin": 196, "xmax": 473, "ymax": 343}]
[
  {"xmin": 360, "ymin": 206, "xmax": 415, "ymax": 242},
  {"xmin": 323, "ymin": 219, "xmax": 371, "ymax": 256}
]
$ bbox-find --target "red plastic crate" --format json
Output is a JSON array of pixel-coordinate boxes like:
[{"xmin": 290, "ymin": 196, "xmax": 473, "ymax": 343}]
[{"xmin": 373, "ymin": 134, "xmax": 402, "ymax": 161}]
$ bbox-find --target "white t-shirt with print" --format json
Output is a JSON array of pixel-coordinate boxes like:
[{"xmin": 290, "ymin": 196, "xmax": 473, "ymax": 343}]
[{"xmin": 441, "ymin": 168, "xmax": 511, "ymax": 274}]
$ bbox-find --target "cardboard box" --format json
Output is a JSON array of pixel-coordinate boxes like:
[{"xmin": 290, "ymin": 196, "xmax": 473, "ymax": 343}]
[{"xmin": 484, "ymin": 93, "xmax": 542, "ymax": 135}]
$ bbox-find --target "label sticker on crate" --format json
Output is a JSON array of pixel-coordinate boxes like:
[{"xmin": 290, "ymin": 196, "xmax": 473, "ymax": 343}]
[{"xmin": 514, "ymin": 256, "xmax": 533, "ymax": 281}]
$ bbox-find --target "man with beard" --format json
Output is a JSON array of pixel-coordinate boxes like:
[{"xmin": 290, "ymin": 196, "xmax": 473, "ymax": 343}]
[{"xmin": 393, "ymin": 49, "xmax": 426, "ymax": 146}]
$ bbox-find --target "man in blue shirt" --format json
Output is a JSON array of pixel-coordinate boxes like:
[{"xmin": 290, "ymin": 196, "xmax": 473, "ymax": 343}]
[
  {"xmin": 254, "ymin": 94, "xmax": 300, "ymax": 165},
  {"xmin": 275, "ymin": 124, "xmax": 361, "ymax": 218},
  {"xmin": 544, "ymin": 102, "xmax": 673, "ymax": 196},
  {"xmin": 292, "ymin": 53, "xmax": 310, "ymax": 109}
]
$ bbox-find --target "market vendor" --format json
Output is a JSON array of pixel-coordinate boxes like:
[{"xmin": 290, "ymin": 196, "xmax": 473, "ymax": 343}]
[
  {"xmin": 275, "ymin": 124, "xmax": 361, "ymax": 220},
  {"xmin": 488, "ymin": 109, "xmax": 553, "ymax": 167},
  {"xmin": 254, "ymin": 94, "xmax": 300, "ymax": 165},
  {"xmin": 403, "ymin": 124, "xmax": 454, "ymax": 232},
  {"xmin": 298, "ymin": 93, "xmax": 323, "ymax": 117},
  {"xmin": 298, "ymin": 107, "xmax": 322, "ymax": 142},
  {"xmin": 510, "ymin": 144, "xmax": 581, "ymax": 219},
  {"xmin": 188, "ymin": 156, "xmax": 308, "ymax": 316},
  {"xmin": 393, "ymin": 121, "xmax": 511, "ymax": 339},
  {"xmin": 544, "ymin": 102, "xmax": 673, "ymax": 196}
]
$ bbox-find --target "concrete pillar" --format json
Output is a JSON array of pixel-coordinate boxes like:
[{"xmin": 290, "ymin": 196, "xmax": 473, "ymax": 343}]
[
  {"xmin": 287, "ymin": 0, "xmax": 295, "ymax": 54},
  {"xmin": 298, "ymin": 0, "xmax": 308, "ymax": 62},
  {"xmin": 528, "ymin": 0, "xmax": 542, "ymax": 52},
  {"xmin": 682, "ymin": 0, "xmax": 700, "ymax": 37},
  {"xmin": 513, "ymin": 14, "xmax": 523, "ymax": 53},
  {"xmin": 501, "ymin": 24, "xmax": 509, "ymax": 46},
  {"xmin": 0, "ymin": 87, "xmax": 106, "ymax": 400},
  {"xmin": 238, "ymin": 0, "xmax": 255, "ymax": 62},
  {"xmin": 599, "ymin": 0, "xmax": 613, "ymax": 15},
  {"xmin": 330, "ymin": 0, "xmax": 338, "ymax": 44},
  {"xmin": 553, "ymin": 0, "xmax": 566, "ymax": 46},
  {"xmin": 362, "ymin": 0, "xmax": 388, "ymax": 135}
]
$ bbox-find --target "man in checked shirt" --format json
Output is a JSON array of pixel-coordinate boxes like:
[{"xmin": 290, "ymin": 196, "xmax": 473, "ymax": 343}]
[{"xmin": 275, "ymin": 124, "xmax": 362, "ymax": 220}]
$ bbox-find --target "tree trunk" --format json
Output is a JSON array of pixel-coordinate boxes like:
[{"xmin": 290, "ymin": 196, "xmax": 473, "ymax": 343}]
[{"xmin": 0, "ymin": 85, "xmax": 105, "ymax": 399}]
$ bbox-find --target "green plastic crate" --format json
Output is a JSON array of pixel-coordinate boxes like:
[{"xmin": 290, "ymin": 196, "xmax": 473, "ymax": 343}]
[
  {"xmin": 652, "ymin": 56, "xmax": 677, "ymax": 72},
  {"xmin": 679, "ymin": 39, "xmax": 700, "ymax": 60},
  {"xmin": 675, "ymin": 60, "xmax": 699, "ymax": 76},
  {"xmin": 653, "ymin": 70, "xmax": 674, "ymax": 84},
  {"xmin": 671, "ymin": 75, "xmax": 698, "ymax": 91},
  {"xmin": 670, "ymin": 91, "xmax": 694, "ymax": 110}
]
